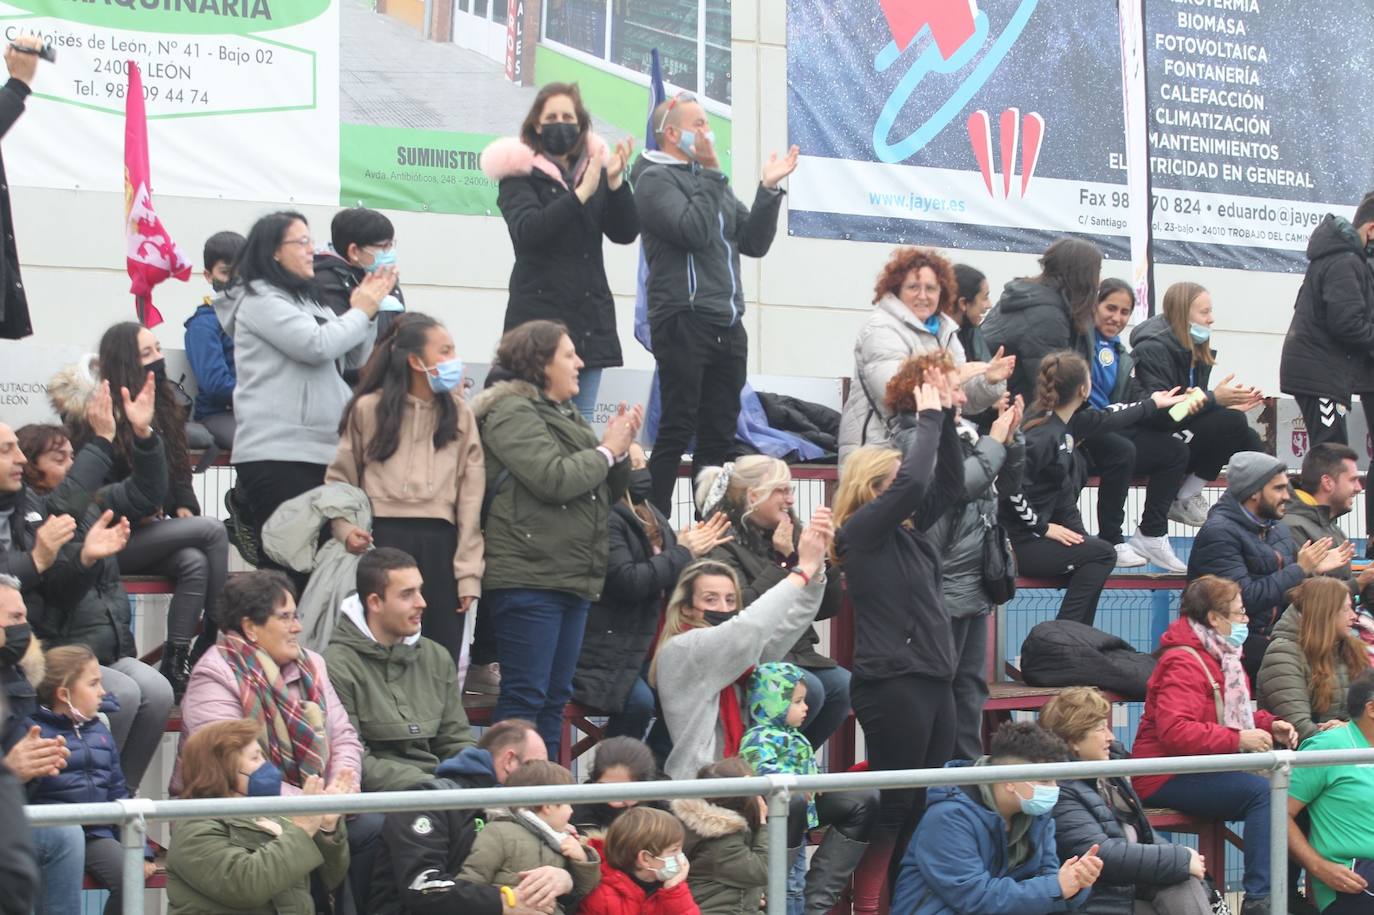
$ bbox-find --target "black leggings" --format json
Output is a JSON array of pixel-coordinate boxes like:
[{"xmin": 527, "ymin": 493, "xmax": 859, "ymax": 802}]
[
  {"xmin": 1173, "ymin": 407, "xmax": 1263, "ymax": 480},
  {"xmin": 116, "ymin": 516, "xmax": 229, "ymax": 644},
  {"xmin": 850, "ymin": 673, "xmax": 955, "ymax": 884},
  {"xmin": 1083, "ymin": 428, "xmax": 1189, "ymax": 541},
  {"xmin": 787, "ymin": 789, "xmax": 880, "ymax": 847},
  {"xmin": 1011, "ymin": 533, "xmax": 1116, "ymax": 626},
  {"xmin": 233, "ymin": 460, "xmax": 327, "ymax": 588}
]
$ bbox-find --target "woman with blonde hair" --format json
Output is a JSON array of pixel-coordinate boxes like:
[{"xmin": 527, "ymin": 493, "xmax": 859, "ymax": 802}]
[
  {"xmin": 1257, "ymin": 576, "xmax": 1371, "ymax": 742},
  {"xmin": 1127, "ymin": 281, "xmax": 1265, "ymax": 526},
  {"xmin": 832, "ymin": 369, "xmax": 964, "ymax": 902},
  {"xmin": 1041, "ymin": 686, "xmax": 1212, "ymax": 914},
  {"xmin": 694, "ymin": 456, "xmax": 847, "ymax": 747},
  {"xmin": 650, "ymin": 512, "xmax": 832, "ymax": 781}
]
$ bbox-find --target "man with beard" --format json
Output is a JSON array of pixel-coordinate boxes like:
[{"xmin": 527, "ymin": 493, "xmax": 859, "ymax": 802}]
[
  {"xmin": 1188, "ymin": 452, "xmax": 1351, "ymax": 679},
  {"xmin": 1282, "ymin": 443, "xmax": 1374, "ymax": 596}
]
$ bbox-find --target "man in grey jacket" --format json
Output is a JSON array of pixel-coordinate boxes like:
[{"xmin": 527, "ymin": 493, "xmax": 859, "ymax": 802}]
[
  {"xmin": 1283, "ymin": 442, "xmax": 1374, "ymax": 596},
  {"xmin": 632, "ymin": 94, "xmax": 799, "ymax": 513}
]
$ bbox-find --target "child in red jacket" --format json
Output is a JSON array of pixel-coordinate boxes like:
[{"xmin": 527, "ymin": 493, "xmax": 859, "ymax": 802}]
[{"xmin": 580, "ymin": 807, "xmax": 700, "ymax": 915}]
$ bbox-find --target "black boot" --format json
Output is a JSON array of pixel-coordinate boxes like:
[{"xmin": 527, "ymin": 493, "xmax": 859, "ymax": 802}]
[{"xmin": 159, "ymin": 641, "xmax": 193, "ymax": 703}]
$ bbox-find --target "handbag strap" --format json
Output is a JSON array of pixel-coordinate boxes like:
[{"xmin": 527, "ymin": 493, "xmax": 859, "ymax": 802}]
[{"xmin": 1167, "ymin": 646, "xmax": 1225, "ymax": 723}]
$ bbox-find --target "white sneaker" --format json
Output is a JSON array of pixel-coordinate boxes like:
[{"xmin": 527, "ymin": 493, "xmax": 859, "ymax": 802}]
[
  {"xmin": 1168, "ymin": 492, "xmax": 1211, "ymax": 527},
  {"xmin": 1128, "ymin": 530, "xmax": 1188, "ymax": 573},
  {"xmin": 1113, "ymin": 542, "xmax": 1148, "ymax": 568}
]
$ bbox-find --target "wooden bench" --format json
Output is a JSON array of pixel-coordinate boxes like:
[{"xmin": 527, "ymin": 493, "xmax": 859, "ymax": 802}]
[{"xmin": 1144, "ymin": 807, "xmax": 1237, "ymax": 886}]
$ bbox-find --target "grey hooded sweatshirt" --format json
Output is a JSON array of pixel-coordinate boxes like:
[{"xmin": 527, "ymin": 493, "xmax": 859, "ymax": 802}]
[
  {"xmin": 214, "ymin": 280, "xmax": 376, "ymax": 465},
  {"xmin": 656, "ymin": 573, "xmax": 827, "ymax": 780}
]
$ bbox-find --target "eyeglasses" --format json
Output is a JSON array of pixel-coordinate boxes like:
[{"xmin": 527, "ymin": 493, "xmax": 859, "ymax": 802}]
[
  {"xmin": 655, "ymin": 91, "xmax": 698, "ymax": 134},
  {"xmin": 279, "ymin": 236, "xmax": 313, "ymax": 250},
  {"xmin": 271, "ymin": 611, "xmax": 301, "ymax": 624}
]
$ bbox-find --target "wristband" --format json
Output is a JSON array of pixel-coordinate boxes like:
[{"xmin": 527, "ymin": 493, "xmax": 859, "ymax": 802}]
[{"xmin": 790, "ymin": 567, "xmax": 811, "ymax": 586}]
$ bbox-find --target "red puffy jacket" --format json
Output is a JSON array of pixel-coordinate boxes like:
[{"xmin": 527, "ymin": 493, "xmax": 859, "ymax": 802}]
[
  {"xmin": 1131, "ymin": 616, "xmax": 1275, "ymax": 798},
  {"xmin": 578, "ymin": 838, "xmax": 701, "ymax": 915}
]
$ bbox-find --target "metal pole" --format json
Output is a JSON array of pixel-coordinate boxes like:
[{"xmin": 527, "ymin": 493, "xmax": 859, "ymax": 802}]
[
  {"xmin": 766, "ymin": 779, "xmax": 793, "ymax": 915},
  {"xmin": 1269, "ymin": 752, "xmax": 1293, "ymax": 914},
  {"xmin": 118, "ymin": 799, "xmax": 152, "ymax": 915}
]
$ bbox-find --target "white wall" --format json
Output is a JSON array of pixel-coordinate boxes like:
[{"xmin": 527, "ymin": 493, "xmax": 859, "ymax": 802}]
[{"xmin": 11, "ymin": 5, "xmax": 1301, "ymax": 395}]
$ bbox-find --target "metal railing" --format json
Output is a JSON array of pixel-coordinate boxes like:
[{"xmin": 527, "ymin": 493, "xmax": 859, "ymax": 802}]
[{"xmin": 23, "ymin": 747, "xmax": 1374, "ymax": 915}]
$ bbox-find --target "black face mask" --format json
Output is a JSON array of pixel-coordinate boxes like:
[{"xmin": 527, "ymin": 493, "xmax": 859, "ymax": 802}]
[
  {"xmin": 0, "ymin": 623, "xmax": 31, "ymax": 670},
  {"xmin": 703, "ymin": 610, "xmax": 736, "ymax": 627},
  {"xmin": 144, "ymin": 358, "xmax": 167, "ymax": 384},
  {"xmin": 211, "ymin": 279, "xmax": 230, "ymax": 293},
  {"xmin": 539, "ymin": 122, "xmax": 580, "ymax": 157},
  {"xmin": 627, "ymin": 469, "xmax": 653, "ymax": 504}
]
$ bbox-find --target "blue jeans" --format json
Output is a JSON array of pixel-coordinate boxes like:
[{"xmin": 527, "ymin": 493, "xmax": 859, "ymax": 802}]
[
  {"xmin": 787, "ymin": 837, "xmax": 807, "ymax": 915},
  {"xmin": 605, "ymin": 676, "xmax": 655, "ymax": 741},
  {"xmin": 32, "ymin": 824, "xmax": 84, "ymax": 915},
  {"xmin": 487, "ymin": 588, "xmax": 590, "ymax": 758},
  {"xmin": 1145, "ymin": 771, "xmax": 1271, "ymax": 898},
  {"xmin": 800, "ymin": 665, "xmax": 852, "ymax": 749},
  {"xmin": 571, "ymin": 368, "xmax": 604, "ymax": 422}
]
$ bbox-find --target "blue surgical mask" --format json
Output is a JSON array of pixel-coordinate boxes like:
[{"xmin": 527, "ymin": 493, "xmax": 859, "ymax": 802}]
[
  {"xmin": 1226, "ymin": 622, "xmax": 1249, "ymax": 648},
  {"xmin": 424, "ymin": 358, "xmax": 464, "ymax": 394},
  {"xmin": 677, "ymin": 128, "xmax": 715, "ymax": 160},
  {"xmin": 243, "ymin": 760, "xmax": 284, "ymax": 797},
  {"xmin": 1016, "ymin": 783, "xmax": 1059, "ymax": 817},
  {"xmin": 379, "ymin": 295, "xmax": 406, "ymax": 313},
  {"xmin": 1189, "ymin": 323, "xmax": 1211, "ymax": 344},
  {"xmin": 364, "ymin": 247, "xmax": 397, "ymax": 273}
]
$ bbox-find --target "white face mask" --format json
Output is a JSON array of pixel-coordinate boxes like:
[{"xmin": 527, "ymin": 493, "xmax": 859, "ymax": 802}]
[{"xmin": 650, "ymin": 851, "xmax": 684, "ymax": 881}]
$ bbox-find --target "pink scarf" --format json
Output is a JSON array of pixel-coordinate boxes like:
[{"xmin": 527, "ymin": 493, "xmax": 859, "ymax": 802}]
[{"xmin": 1187, "ymin": 619, "xmax": 1255, "ymax": 730}]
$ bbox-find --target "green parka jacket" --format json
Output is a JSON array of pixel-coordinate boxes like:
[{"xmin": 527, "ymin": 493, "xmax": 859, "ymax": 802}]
[
  {"xmin": 472, "ymin": 379, "xmax": 629, "ymax": 601},
  {"xmin": 165, "ymin": 815, "xmax": 348, "ymax": 914}
]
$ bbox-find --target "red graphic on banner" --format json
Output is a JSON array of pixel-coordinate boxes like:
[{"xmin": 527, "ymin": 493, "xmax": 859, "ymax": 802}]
[
  {"xmin": 879, "ymin": 0, "xmax": 977, "ymax": 57},
  {"xmin": 967, "ymin": 107, "xmax": 1045, "ymax": 200}
]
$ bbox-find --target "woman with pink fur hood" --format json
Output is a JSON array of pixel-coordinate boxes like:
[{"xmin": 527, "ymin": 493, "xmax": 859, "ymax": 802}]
[{"xmin": 480, "ymin": 82, "xmax": 639, "ymax": 421}]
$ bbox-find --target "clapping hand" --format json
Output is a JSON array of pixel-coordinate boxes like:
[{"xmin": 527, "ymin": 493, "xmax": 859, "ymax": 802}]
[
  {"xmin": 4, "ymin": 726, "xmax": 69, "ymax": 782},
  {"xmin": 600, "ymin": 403, "xmax": 644, "ymax": 457},
  {"xmin": 1318, "ymin": 541, "xmax": 1355, "ymax": 574},
  {"xmin": 80, "ymin": 511, "xmax": 131, "ymax": 567},
  {"xmin": 989, "ymin": 395, "xmax": 1024, "ymax": 445},
  {"xmin": 771, "ymin": 513, "xmax": 795, "ymax": 558},
  {"xmin": 350, "ymin": 267, "xmax": 399, "ymax": 317},
  {"xmin": 1214, "ymin": 374, "xmax": 1264, "ymax": 412},
  {"xmin": 123, "ymin": 373, "xmax": 158, "ymax": 439},
  {"xmin": 794, "ymin": 507, "xmax": 833, "ymax": 580},
  {"xmin": 913, "ymin": 379, "xmax": 942, "ymax": 413},
  {"xmin": 605, "ymin": 137, "xmax": 634, "ymax": 190},
  {"xmin": 985, "ymin": 347, "xmax": 1016, "ymax": 384},
  {"xmin": 1297, "ymin": 538, "xmax": 1334, "ymax": 575},
  {"xmin": 761, "ymin": 145, "xmax": 800, "ymax": 188},
  {"xmin": 32, "ymin": 514, "xmax": 77, "ymax": 573},
  {"xmin": 87, "ymin": 381, "xmax": 117, "ymax": 442},
  {"xmin": 575, "ymin": 151, "xmax": 604, "ymax": 203},
  {"xmin": 1150, "ymin": 386, "xmax": 1189, "ymax": 410},
  {"xmin": 679, "ymin": 512, "xmax": 733, "ymax": 557},
  {"xmin": 320, "ymin": 769, "xmax": 358, "ymax": 833},
  {"xmin": 290, "ymin": 775, "xmax": 326, "ymax": 836},
  {"xmin": 1271, "ymin": 720, "xmax": 1298, "ymax": 749},
  {"xmin": 1058, "ymin": 844, "xmax": 1103, "ymax": 899}
]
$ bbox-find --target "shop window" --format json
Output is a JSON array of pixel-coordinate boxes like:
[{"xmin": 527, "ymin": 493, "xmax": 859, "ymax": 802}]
[
  {"xmin": 611, "ymin": 0, "xmax": 698, "ymax": 96},
  {"xmin": 546, "ymin": 0, "xmax": 609, "ymax": 57}
]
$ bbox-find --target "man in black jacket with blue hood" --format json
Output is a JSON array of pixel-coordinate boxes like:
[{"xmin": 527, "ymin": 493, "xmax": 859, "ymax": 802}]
[{"xmin": 632, "ymin": 97, "xmax": 798, "ymax": 513}]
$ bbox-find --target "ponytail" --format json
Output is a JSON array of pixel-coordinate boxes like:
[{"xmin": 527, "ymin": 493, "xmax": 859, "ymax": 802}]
[{"xmin": 1022, "ymin": 351, "xmax": 1090, "ymax": 431}]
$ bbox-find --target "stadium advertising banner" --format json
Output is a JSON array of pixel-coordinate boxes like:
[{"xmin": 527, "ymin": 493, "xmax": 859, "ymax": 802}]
[
  {"xmin": 1, "ymin": 0, "xmax": 731, "ymax": 217},
  {"xmin": 786, "ymin": 0, "xmax": 1372, "ymax": 272}
]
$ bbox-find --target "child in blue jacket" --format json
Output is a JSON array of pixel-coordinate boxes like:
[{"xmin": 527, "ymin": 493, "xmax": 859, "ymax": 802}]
[
  {"xmin": 28, "ymin": 645, "xmax": 154, "ymax": 913},
  {"xmin": 893, "ymin": 722, "xmax": 1103, "ymax": 915},
  {"xmin": 183, "ymin": 230, "xmax": 243, "ymax": 449}
]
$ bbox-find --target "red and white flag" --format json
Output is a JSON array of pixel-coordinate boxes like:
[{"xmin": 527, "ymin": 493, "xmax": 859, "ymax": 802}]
[{"xmin": 124, "ymin": 61, "xmax": 190, "ymax": 328}]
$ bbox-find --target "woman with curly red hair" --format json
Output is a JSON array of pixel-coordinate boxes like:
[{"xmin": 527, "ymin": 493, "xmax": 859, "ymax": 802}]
[{"xmin": 837, "ymin": 247, "xmax": 1013, "ymax": 462}]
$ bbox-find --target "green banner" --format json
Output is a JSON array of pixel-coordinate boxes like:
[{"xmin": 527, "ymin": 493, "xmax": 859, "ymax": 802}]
[{"xmin": 339, "ymin": 124, "xmax": 500, "ymax": 215}]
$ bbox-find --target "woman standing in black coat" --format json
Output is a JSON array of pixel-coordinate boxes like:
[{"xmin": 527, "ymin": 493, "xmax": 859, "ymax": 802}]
[
  {"xmin": 572, "ymin": 444, "xmax": 731, "ymax": 740},
  {"xmin": 480, "ymin": 82, "xmax": 638, "ymax": 421},
  {"xmin": 1041, "ymin": 688, "xmax": 1212, "ymax": 915}
]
